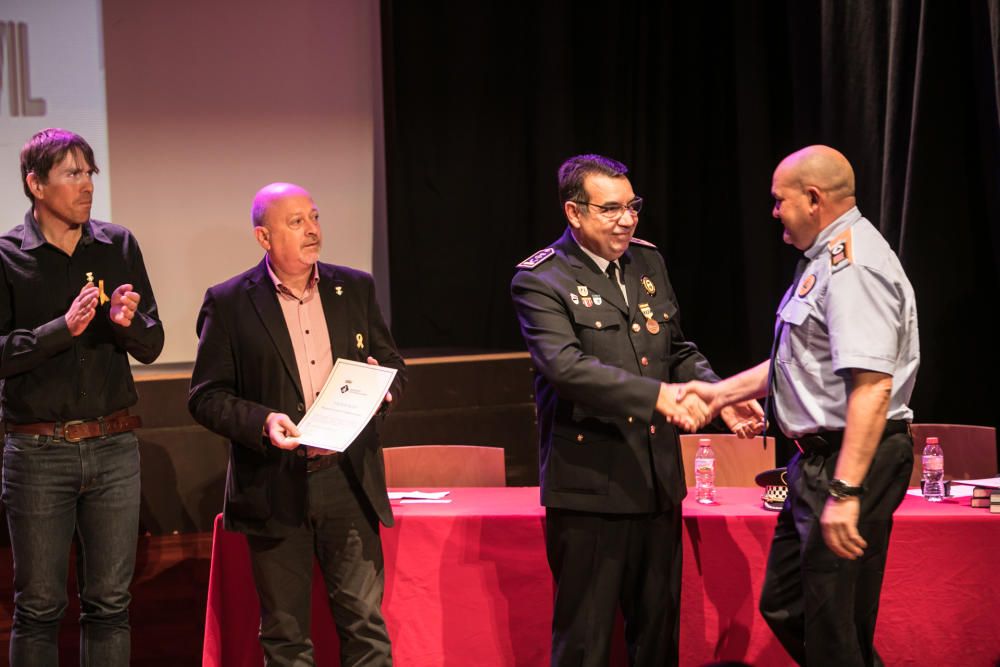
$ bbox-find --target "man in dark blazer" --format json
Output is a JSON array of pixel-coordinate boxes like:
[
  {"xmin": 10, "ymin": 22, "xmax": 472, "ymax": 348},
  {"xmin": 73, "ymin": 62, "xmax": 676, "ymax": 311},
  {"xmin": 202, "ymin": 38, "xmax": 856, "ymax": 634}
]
[
  {"xmin": 511, "ymin": 154, "xmax": 763, "ymax": 667},
  {"xmin": 189, "ymin": 182, "xmax": 405, "ymax": 666}
]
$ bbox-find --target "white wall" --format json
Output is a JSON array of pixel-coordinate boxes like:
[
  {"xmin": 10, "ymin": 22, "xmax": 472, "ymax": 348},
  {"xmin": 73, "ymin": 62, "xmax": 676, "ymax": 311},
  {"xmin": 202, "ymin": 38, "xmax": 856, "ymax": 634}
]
[
  {"xmin": 103, "ymin": 0, "xmax": 382, "ymax": 363},
  {"xmin": 1, "ymin": 0, "xmax": 112, "ymax": 224}
]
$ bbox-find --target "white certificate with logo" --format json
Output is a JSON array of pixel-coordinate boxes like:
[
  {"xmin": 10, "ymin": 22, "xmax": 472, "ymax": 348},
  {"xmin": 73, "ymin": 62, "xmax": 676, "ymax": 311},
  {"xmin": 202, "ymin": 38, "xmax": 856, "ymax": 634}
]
[{"xmin": 296, "ymin": 358, "xmax": 397, "ymax": 452}]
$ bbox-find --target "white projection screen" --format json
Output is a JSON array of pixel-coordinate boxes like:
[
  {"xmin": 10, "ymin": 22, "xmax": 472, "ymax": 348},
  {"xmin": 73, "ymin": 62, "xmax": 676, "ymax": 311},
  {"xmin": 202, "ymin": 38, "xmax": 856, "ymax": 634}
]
[
  {"xmin": 2, "ymin": 0, "xmax": 385, "ymax": 364},
  {"xmin": 1, "ymin": 0, "xmax": 113, "ymax": 225}
]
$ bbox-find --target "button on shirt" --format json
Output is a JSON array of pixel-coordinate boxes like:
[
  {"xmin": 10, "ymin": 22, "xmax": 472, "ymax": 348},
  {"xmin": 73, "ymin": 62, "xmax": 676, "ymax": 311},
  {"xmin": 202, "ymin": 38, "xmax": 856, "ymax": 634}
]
[
  {"xmin": 0, "ymin": 211, "xmax": 164, "ymax": 423},
  {"xmin": 772, "ymin": 207, "xmax": 919, "ymax": 437},
  {"xmin": 265, "ymin": 259, "xmax": 332, "ymax": 412}
]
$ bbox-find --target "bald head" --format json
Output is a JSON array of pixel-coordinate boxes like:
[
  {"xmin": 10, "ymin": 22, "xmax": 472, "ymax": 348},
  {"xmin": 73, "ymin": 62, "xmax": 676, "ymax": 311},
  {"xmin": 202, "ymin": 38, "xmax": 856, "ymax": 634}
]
[
  {"xmin": 774, "ymin": 145, "xmax": 856, "ymax": 205},
  {"xmin": 251, "ymin": 182, "xmax": 312, "ymax": 229},
  {"xmin": 771, "ymin": 146, "xmax": 859, "ymax": 250}
]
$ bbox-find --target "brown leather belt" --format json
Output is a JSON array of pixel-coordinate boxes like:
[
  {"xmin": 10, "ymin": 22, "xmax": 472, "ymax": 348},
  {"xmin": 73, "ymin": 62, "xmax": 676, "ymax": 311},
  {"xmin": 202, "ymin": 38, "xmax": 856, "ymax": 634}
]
[{"xmin": 4, "ymin": 409, "xmax": 142, "ymax": 443}]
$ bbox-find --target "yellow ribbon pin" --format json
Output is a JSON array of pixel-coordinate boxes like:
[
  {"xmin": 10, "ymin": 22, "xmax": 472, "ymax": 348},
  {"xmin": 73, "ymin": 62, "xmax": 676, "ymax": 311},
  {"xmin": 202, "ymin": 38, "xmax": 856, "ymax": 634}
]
[{"xmin": 356, "ymin": 333, "xmax": 364, "ymax": 350}]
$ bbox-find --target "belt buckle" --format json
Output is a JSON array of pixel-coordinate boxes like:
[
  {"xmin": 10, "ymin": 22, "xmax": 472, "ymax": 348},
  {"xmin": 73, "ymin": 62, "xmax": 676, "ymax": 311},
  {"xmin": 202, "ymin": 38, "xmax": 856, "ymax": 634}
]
[{"xmin": 62, "ymin": 420, "xmax": 86, "ymax": 443}]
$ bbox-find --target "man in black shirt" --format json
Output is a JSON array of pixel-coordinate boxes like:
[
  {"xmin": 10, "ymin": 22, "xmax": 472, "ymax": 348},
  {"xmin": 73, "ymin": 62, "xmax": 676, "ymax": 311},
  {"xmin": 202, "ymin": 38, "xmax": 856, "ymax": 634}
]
[{"xmin": 0, "ymin": 128, "xmax": 163, "ymax": 666}]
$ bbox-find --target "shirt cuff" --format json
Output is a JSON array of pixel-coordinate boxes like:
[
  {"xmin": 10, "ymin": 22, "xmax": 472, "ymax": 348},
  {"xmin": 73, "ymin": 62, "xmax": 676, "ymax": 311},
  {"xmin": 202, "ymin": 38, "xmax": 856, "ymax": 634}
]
[
  {"xmin": 35, "ymin": 316, "xmax": 73, "ymax": 354},
  {"xmin": 832, "ymin": 353, "xmax": 896, "ymax": 376}
]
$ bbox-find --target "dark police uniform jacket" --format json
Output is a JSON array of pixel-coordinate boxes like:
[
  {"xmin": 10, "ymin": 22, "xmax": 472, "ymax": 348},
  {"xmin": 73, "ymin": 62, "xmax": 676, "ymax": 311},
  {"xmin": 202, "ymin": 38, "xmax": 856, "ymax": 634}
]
[{"xmin": 511, "ymin": 228, "xmax": 719, "ymax": 514}]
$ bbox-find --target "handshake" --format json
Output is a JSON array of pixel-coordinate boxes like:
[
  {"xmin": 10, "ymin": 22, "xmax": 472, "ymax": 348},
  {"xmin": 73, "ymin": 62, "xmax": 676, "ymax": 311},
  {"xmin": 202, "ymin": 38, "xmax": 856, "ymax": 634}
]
[{"xmin": 655, "ymin": 380, "xmax": 765, "ymax": 438}]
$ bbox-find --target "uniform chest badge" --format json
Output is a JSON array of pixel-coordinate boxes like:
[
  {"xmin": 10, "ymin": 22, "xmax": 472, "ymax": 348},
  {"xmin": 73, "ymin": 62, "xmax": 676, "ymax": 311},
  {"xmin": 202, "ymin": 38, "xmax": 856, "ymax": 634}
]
[
  {"xmin": 797, "ymin": 274, "xmax": 817, "ymax": 297},
  {"xmin": 592, "ymin": 294, "xmax": 603, "ymax": 305},
  {"xmin": 577, "ymin": 285, "xmax": 589, "ymax": 297},
  {"xmin": 570, "ymin": 293, "xmax": 580, "ymax": 305},
  {"xmin": 581, "ymin": 296, "xmax": 593, "ymax": 308},
  {"xmin": 828, "ymin": 229, "xmax": 853, "ymax": 271},
  {"xmin": 640, "ymin": 275, "xmax": 656, "ymax": 296},
  {"xmin": 645, "ymin": 318, "xmax": 660, "ymax": 334}
]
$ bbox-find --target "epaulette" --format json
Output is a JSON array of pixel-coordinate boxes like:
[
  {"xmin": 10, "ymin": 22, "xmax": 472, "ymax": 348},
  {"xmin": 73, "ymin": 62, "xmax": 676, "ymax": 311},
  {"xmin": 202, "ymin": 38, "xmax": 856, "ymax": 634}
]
[
  {"xmin": 827, "ymin": 228, "xmax": 853, "ymax": 272},
  {"xmin": 629, "ymin": 237, "xmax": 657, "ymax": 248},
  {"xmin": 516, "ymin": 247, "xmax": 555, "ymax": 270}
]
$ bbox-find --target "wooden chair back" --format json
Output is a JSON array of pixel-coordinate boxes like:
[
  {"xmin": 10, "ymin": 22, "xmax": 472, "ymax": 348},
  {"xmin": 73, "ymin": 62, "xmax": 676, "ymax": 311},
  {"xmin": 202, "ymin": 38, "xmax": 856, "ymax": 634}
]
[
  {"xmin": 383, "ymin": 445, "xmax": 506, "ymax": 487},
  {"xmin": 907, "ymin": 424, "xmax": 997, "ymax": 486},
  {"xmin": 679, "ymin": 434, "xmax": 776, "ymax": 488}
]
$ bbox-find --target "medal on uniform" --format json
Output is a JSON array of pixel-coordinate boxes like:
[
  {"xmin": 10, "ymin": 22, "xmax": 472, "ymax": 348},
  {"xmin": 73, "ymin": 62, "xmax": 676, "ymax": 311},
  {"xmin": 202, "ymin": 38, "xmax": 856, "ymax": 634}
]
[
  {"xmin": 570, "ymin": 293, "xmax": 580, "ymax": 305},
  {"xmin": 640, "ymin": 275, "xmax": 656, "ymax": 296},
  {"xmin": 577, "ymin": 285, "xmax": 589, "ymax": 297},
  {"xmin": 593, "ymin": 294, "xmax": 602, "ymax": 305},
  {"xmin": 582, "ymin": 296, "xmax": 593, "ymax": 308},
  {"xmin": 638, "ymin": 302, "xmax": 659, "ymax": 334}
]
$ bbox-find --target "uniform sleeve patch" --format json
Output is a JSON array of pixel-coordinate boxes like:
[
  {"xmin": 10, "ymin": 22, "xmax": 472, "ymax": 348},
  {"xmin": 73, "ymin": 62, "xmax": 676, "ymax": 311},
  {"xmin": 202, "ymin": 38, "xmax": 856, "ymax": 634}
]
[
  {"xmin": 828, "ymin": 229, "xmax": 853, "ymax": 271},
  {"xmin": 516, "ymin": 247, "xmax": 555, "ymax": 269},
  {"xmin": 629, "ymin": 237, "xmax": 657, "ymax": 248}
]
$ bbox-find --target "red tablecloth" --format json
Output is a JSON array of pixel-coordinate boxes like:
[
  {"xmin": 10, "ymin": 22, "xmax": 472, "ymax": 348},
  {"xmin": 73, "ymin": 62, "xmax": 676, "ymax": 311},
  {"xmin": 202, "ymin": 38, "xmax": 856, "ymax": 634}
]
[{"xmin": 203, "ymin": 488, "xmax": 1000, "ymax": 667}]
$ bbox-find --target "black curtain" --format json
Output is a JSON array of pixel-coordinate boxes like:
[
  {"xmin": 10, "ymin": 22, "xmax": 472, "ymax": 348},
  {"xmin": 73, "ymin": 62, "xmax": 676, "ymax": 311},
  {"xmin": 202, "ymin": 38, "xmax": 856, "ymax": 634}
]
[{"xmin": 381, "ymin": 0, "xmax": 1000, "ymax": 428}]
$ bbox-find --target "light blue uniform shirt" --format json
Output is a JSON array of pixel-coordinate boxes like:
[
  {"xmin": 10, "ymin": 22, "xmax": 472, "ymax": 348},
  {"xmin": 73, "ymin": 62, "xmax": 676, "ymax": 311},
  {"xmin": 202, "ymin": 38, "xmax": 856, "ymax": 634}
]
[{"xmin": 773, "ymin": 207, "xmax": 920, "ymax": 438}]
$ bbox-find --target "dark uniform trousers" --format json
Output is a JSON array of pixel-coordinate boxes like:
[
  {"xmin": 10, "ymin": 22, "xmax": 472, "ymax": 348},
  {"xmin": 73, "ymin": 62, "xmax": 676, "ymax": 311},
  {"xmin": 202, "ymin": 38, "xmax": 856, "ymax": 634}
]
[
  {"xmin": 546, "ymin": 505, "xmax": 683, "ymax": 667},
  {"xmin": 759, "ymin": 421, "xmax": 913, "ymax": 667}
]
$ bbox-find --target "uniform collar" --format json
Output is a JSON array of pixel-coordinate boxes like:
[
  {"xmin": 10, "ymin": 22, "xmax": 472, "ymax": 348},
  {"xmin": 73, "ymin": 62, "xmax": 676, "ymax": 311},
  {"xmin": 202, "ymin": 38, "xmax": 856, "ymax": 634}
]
[
  {"xmin": 568, "ymin": 228, "xmax": 619, "ymax": 273},
  {"xmin": 804, "ymin": 206, "xmax": 862, "ymax": 260},
  {"xmin": 19, "ymin": 209, "xmax": 111, "ymax": 251}
]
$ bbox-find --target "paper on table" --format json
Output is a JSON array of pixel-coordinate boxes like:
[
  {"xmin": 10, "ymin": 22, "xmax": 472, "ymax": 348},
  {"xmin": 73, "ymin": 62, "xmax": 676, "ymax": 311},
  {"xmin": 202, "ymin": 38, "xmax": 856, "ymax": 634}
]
[
  {"xmin": 296, "ymin": 358, "xmax": 397, "ymax": 452},
  {"xmin": 388, "ymin": 491, "xmax": 450, "ymax": 500},
  {"xmin": 399, "ymin": 499, "xmax": 453, "ymax": 504},
  {"xmin": 950, "ymin": 477, "xmax": 1000, "ymax": 489}
]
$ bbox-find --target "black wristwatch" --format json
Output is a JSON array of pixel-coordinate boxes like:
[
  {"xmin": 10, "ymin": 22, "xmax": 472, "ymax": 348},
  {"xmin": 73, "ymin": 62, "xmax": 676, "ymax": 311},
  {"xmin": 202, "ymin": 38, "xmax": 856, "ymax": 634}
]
[{"xmin": 828, "ymin": 479, "xmax": 864, "ymax": 500}]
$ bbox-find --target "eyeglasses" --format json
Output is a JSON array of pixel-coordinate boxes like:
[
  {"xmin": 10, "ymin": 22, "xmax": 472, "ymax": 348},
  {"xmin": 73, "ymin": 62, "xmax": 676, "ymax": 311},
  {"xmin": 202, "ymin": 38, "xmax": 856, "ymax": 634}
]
[{"xmin": 573, "ymin": 197, "xmax": 643, "ymax": 221}]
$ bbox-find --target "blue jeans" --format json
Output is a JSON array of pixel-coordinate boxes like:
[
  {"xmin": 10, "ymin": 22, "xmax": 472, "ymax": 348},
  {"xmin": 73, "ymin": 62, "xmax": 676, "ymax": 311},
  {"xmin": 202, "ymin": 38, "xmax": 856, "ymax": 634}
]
[{"xmin": 2, "ymin": 431, "xmax": 141, "ymax": 667}]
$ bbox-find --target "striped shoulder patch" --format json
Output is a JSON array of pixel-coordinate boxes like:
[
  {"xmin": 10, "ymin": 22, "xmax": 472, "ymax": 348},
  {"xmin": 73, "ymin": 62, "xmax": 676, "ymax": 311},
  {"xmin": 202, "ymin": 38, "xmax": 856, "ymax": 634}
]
[
  {"xmin": 629, "ymin": 237, "xmax": 657, "ymax": 248},
  {"xmin": 828, "ymin": 228, "xmax": 853, "ymax": 271},
  {"xmin": 516, "ymin": 247, "xmax": 555, "ymax": 270}
]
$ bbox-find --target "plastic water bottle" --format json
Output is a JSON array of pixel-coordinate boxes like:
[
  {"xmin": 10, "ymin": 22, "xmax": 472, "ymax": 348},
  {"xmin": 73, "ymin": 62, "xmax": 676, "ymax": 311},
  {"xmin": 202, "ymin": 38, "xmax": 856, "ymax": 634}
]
[
  {"xmin": 922, "ymin": 436, "xmax": 944, "ymax": 502},
  {"xmin": 694, "ymin": 438, "xmax": 716, "ymax": 504}
]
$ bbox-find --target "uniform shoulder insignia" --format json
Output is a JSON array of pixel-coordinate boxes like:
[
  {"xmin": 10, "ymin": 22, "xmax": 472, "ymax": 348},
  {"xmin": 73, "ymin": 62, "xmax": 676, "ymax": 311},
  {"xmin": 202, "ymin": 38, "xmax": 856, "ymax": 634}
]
[
  {"xmin": 516, "ymin": 247, "xmax": 555, "ymax": 270},
  {"xmin": 828, "ymin": 228, "xmax": 853, "ymax": 272},
  {"xmin": 629, "ymin": 237, "xmax": 657, "ymax": 248}
]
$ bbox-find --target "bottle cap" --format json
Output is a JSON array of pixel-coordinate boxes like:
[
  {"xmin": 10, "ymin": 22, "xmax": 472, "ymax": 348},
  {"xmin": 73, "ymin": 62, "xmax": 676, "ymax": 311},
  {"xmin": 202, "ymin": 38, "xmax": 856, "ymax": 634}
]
[
  {"xmin": 699, "ymin": 438, "xmax": 711, "ymax": 446},
  {"xmin": 926, "ymin": 437, "xmax": 939, "ymax": 445}
]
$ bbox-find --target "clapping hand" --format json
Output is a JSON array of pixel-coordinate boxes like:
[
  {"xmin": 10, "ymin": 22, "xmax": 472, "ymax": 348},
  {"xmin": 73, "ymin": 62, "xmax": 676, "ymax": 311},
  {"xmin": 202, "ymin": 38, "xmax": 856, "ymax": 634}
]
[
  {"xmin": 109, "ymin": 283, "xmax": 141, "ymax": 327},
  {"xmin": 65, "ymin": 284, "xmax": 99, "ymax": 336}
]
